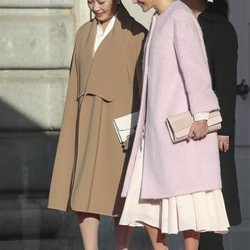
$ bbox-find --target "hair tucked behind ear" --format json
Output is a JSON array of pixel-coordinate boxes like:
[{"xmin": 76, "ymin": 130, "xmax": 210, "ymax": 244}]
[{"xmin": 207, "ymin": 0, "xmax": 229, "ymax": 19}]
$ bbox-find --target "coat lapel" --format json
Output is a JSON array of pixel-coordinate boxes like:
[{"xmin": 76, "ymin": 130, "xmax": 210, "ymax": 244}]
[
  {"xmin": 75, "ymin": 19, "xmax": 96, "ymax": 98},
  {"xmin": 77, "ymin": 4, "xmax": 134, "ymax": 101}
]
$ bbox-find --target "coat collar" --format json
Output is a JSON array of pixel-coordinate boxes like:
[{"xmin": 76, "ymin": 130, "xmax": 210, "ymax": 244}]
[
  {"xmin": 78, "ymin": 3, "xmax": 132, "ymax": 66},
  {"xmin": 81, "ymin": 3, "xmax": 133, "ymax": 63},
  {"xmin": 93, "ymin": 4, "xmax": 132, "ymax": 58},
  {"xmin": 76, "ymin": 4, "xmax": 135, "ymax": 101}
]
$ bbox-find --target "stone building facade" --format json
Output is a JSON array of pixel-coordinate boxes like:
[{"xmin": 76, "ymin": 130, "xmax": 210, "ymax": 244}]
[
  {"xmin": 0, "ymin": 1, "xmax": 90, "ymax": 249},
  {"xmin": 0, "ymin": 0, "xmax": 248, "ymax": 249}
]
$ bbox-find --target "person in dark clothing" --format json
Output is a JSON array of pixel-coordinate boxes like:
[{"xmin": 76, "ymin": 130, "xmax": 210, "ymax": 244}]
[{"xmin": 182, "ymin": 0, "xmax": 242, "ymax": 249}]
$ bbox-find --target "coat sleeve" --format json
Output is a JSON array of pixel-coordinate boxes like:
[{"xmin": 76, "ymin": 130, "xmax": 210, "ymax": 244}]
[
  {"xmin": 173, "ymin": 10, "xmax": 219, "ymax": 114},
  {"xmin": 212, "ymin": 22, "xmax": 238, "ymax": 136}
]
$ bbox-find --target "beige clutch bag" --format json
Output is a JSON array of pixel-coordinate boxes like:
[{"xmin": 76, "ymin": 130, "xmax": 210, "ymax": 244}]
[
  {"xmin": 165, "ymin": 110, "xmax": 222, "ymax": 143},
  {"xmin": 113, "ymin": 111, "xmax": 139, "ymax": 145}
]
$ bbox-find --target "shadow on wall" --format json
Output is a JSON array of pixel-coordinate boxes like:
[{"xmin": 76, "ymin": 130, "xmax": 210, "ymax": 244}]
[
  {"xmin": 0, "ymin": 100, "xmax": 57, "ymax": 196},
  {"xmin": 0, "ymin": 100, "xmax": 151, "ymax": 250},
  {"xmin": 0, "ymin": 100, "xmax": 182, "ymax": 250},
  {"xmin": 0, "ymin": 100, "xmax": 83, "ymax": 248}
]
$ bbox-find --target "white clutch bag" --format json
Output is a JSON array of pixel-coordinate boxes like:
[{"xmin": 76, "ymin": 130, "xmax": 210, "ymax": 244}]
[
  {"xmin": 113, "ymin": 111, "xmax": 139, "ymax": 146},
  {"xmin": 165, "ymin": 110, "xmax": 222, "ymax": 143}
]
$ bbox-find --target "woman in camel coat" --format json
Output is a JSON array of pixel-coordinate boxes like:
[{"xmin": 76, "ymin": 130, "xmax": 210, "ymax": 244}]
[{"xmin": 48, "ymin": 1, "xmax": 147, "ymax": 248}]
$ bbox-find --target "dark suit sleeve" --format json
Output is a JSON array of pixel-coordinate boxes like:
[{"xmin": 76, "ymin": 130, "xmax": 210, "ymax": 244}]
[{"xmin": 213, "ymin": 21, "xmax": 238, "ymax": 136}]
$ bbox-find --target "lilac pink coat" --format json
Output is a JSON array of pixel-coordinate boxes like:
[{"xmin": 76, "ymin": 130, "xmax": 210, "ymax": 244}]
[{"xmin": 121, "ymin": 1, "xmax": 222, "ymax": 199}]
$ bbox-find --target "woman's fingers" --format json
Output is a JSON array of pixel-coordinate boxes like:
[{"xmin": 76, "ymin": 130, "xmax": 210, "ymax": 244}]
[
  {"xmin": 187, "ymin": 123, "xmax": 195, "ymax": 141},
  {"xmin": 188, "ymin": 120, "xmax": 208, "ymax": 141},
  {"xmin": 218, "ymin": 136, "xmax": 229, "ymax": 152}
]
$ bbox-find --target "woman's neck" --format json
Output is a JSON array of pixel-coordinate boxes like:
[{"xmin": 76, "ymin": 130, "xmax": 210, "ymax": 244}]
[
  {"xmin": 154, "ymin": 0, "xmax": 175, "ymax": 15},
  {"xmin": 182, "ymin": 0, "xmax": 207, "ymax": 18}
]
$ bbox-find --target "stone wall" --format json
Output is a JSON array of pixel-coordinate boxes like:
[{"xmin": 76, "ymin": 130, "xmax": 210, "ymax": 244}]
[
  {"xmin": 0, "ymin": 0, "xmax": 248, "ymax": 249},
  {"xmin": 0, "ymin": 1, "xmax": 88, "ymax": 249}
]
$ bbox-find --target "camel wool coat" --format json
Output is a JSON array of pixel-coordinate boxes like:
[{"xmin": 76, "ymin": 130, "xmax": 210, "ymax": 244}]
[
  {"xmin": 48, "ymin": 4, "xmax": 147, "ymax": 216},
  {"xmin": 122, "ymin": 1, "xmax": 222, "ymax": 199}
]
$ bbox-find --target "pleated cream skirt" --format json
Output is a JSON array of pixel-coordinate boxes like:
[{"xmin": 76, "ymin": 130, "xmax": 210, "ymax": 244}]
[{"xmin": 120, "ymin": 141, "xmax": 229, "ymax": 234}]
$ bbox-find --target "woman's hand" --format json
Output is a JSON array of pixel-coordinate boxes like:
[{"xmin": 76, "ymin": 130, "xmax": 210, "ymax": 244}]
[
  {"xmin": 187, "ymin": 120, "xmax": 209, "ymax": 141},
  {"xmin": 218, "ymin": 136, "xmax": 230, "ymax": 152}
]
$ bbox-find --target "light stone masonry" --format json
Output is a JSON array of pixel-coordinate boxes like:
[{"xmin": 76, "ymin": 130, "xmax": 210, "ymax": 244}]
[
  {"xmin": 0, "ymin": 10, "xmax": 74, "ymax": 69},
  {"xmin": 0, "ymin": 0, "xmax": 248, "ymax": 249},
  {"xmin": 0, "ymin": 0, "xmax": 75, "ymax": 8},
  {"xmin": 0, "ymin": 70, "xmax": 68, "ymax": 130}
]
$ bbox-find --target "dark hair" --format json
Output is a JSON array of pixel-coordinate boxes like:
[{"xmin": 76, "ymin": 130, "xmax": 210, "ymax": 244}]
[{"xmin": 207, "ymin": 0, "xmax": 229, "ymax": 19}]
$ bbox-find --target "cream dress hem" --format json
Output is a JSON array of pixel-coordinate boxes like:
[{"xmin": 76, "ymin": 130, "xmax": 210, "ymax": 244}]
[{"xmin": 120, "ymin": 141, "xmax": 229, "ymax": 234}]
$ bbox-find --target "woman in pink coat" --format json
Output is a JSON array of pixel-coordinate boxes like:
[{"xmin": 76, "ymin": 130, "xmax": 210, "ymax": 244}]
[{"xmin": 120, "ymin": 0, "xmax": 229, "ymax": 249}]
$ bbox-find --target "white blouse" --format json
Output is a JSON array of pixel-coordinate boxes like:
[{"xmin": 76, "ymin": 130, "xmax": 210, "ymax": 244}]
[{"xmin": 93, "ymin": 16, "xmax": 116, "ymax": 54}]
